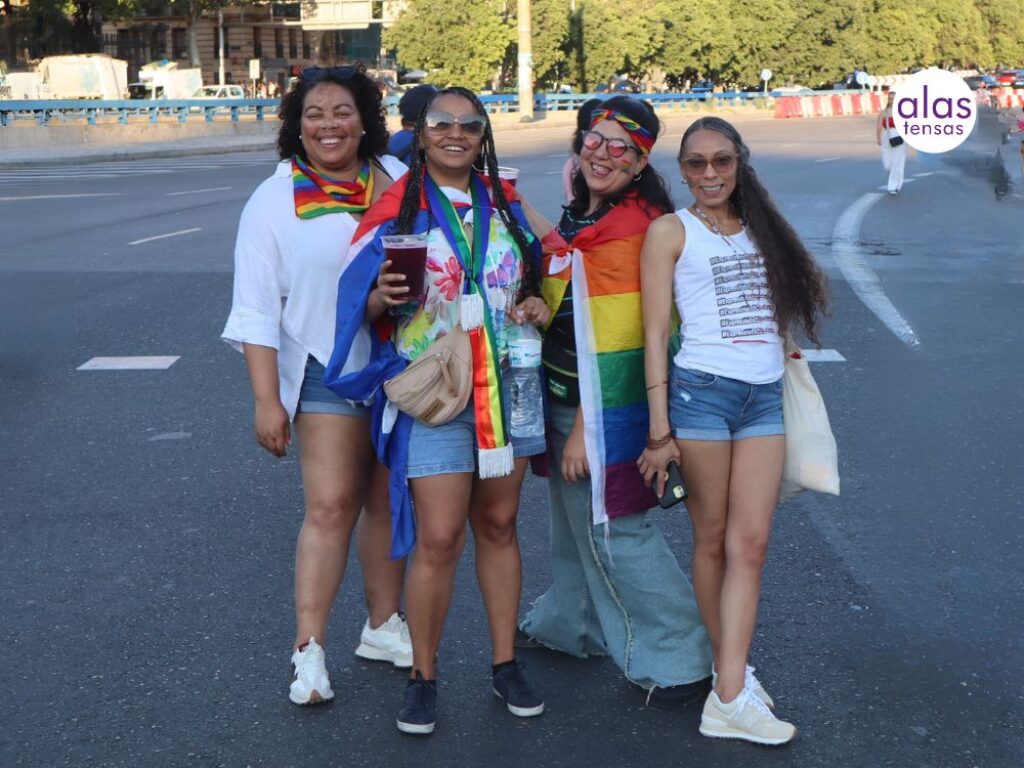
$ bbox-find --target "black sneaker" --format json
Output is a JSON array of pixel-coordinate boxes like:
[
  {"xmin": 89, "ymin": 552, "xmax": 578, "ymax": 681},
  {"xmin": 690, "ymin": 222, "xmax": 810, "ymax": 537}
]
[
  {"xmin": 646, "ymin": 675, "xmax": 712, "ymax": 709},
  {"xmin": 492, "ymin": 659, "xmax": 545, "ymax": 717},
  {"xmin": 396, "ymin": 671, "xmax": 437, "ymax": 735}
]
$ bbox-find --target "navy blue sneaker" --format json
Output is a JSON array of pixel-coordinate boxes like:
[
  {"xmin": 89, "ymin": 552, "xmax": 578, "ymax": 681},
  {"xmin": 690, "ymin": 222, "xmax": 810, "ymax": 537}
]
[
  {"xmin": 492, "ymin": 659, "xmax": 545, "ymax": 717},
  {"xmin": 396, "ymin": 671, "xmax": 437, "ymax": 735}
]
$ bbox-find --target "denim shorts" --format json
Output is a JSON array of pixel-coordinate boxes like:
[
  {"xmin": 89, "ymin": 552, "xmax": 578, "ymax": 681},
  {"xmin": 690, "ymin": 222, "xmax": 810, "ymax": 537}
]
[
  {"xmin": 406, "ymin": 378, "xmax": 546, "ymax": 478},
  {"xmin": 669, "ymin": 366, "xmax": 783, "ymax": 441},
  {"xmin": 297, "ymin": 357, "xmax": 368, "ymax": 419}
]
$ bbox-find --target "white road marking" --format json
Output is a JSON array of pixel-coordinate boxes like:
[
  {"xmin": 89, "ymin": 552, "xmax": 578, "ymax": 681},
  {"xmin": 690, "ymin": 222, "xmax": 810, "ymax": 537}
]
[
  {"xmin": 148, "ymin": 431, "xmax": 192, "ymax": 441},
  {"xmin": 0, "ymin": 192, "xmax": 124, "ymax": 202},
  {"xmin": 913, "ymin": 172, "xmax": 935, "ymax": 177},
  {"xmin": 875, "ymin": 179, "xmax": 917, "ymax": 191},
  {"xmin": 166, "ymin": 186, "xmax": 233, "ymax": 196},
  {"xmin": 545, "ymin": 171, "xmax": 562, "ymax": 175},
  {"xmin": 832, "ymin": 192, "xmax": 920, "ymax": 347},
  {"xmin": 78, "ymin": 356, "xmax": 180, "ymax": 370},
  {"xmin": 815, "ymin": 156, "xmax": 841, "ymax": 163},
  {"xmin": 128, "ymin": 228, "xmax": 202, "ymax": 246},
  {"xmin": 801, "ymin": 349, "xmax": 847, "ymax": 362}
]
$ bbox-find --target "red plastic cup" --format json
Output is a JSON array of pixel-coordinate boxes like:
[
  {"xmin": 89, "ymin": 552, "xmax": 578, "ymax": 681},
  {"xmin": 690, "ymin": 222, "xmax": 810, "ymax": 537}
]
[
  {"xmin": 498, "ymin": 166, "xmax": 520, "ymax": 187},
  {"xmin": 382, "ymin": 234, "xmax": 429, "ymax": 300}
]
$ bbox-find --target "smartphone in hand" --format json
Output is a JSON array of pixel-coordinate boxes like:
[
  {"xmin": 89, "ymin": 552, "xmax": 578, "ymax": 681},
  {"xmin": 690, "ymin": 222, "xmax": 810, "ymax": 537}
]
[{"xmin": 651, "ymin": 461, "xmax": 687, "ymax": 508}]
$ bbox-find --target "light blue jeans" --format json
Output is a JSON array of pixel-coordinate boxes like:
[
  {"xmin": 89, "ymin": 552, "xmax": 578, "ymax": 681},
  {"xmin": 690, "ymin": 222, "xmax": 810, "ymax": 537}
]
[{"xmin": 520, "ymin": 402, "xmax": 712, "ymax": 690}]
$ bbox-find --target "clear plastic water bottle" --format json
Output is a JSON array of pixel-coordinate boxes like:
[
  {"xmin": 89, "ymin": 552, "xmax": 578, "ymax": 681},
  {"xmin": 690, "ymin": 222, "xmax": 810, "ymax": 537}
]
[{"xmin": 507, "ymin": 320, "xmax": 544, "ymax": 438}]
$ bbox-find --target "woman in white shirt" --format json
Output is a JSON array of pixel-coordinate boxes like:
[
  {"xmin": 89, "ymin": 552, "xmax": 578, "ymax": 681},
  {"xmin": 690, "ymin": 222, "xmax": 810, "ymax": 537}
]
[
  {"xmin": 222, "ymin": 65, "xmax": 410, "ymax": 705},
  {"xmin": 638, "ymin": 117, "xmax": 828, "ymax": 745}
]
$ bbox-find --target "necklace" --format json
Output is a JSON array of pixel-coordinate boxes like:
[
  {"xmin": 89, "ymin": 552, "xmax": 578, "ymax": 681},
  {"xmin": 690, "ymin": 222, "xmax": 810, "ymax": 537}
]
[{"xmin": 691, "ymin": 204, "xmax": 743, "ymax": 254}]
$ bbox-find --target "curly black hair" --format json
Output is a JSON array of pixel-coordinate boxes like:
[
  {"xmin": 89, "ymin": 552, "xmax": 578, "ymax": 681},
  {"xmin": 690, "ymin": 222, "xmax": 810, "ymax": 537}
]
[
  {"xmin": 394, "ymin": 86, "xmax": 540, "ymax": 301},
  {"xmin": 568, "ymin": 95, "xmax": 674, "ymax": 219},
  {"xmin": 276, "ymin": 64, "xmax": 389, "ymax": 164},
  {"xmin": 679, "ymin": 116, "xmax": 829, "ymax": 343}
]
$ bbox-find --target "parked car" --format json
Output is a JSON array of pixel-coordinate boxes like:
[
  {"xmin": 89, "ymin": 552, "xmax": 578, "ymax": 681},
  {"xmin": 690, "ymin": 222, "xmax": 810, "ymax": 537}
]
[
  {"xmin": 689, "ymin": 80, "xmax": 715, "ymax": 94},
  {"xmin": 193, "ymin": 84, "xmax": 245, "ymax": 99},
  {"xmin": 995, "ymin": 70, "xmax": 1021, "ymax": 86},
  {"xmin": 964, "ymin": 74, "xmax": 998, "ymax": 90},
  {"xmin": 596, "ymin": 79, "xmax": 642, "ymax": 94}
]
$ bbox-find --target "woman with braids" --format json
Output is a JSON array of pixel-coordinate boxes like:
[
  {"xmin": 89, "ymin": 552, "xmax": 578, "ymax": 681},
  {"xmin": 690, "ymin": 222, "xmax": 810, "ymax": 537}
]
[
  {"xmin": 637, "ymin": 116, "xmax": 828, "ymax": 745},
  {"xmin": 516, "ymin": 95, "xmax": 713, "ymax": 707},
  {"xmin": 324, "ymin": 86, "xmax": 549, "ymax": 735},
  {"xmin": 222, "ymin": 65, "xmax": 412, "ymax": 706}
]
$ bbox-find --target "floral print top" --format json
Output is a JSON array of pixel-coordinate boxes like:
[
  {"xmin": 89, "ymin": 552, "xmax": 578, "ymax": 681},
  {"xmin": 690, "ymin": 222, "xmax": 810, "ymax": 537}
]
[{"xmin": 393, "ymin": 186, "xmax": 528, "ymax": 363}]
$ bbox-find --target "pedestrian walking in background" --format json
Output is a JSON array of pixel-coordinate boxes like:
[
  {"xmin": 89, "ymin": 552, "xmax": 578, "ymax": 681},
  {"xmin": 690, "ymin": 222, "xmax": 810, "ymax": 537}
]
[
  {"xmin": 877, "ymin": 90, "xmax": 906, "ymax": 195},
  {"xmin": 638, "ymin": 116, "xmax": 829, "ymax": 745},
  {"xmin": 517, "ymin": 96, "xmax": 713, "ymax": 707},
  {"xmin": 387, "ymin": 83, "xmax": 438, "ymax": 166},
  {"xmin": 560, "ymin": 97, "xmax": 602, "ymax": 205},
  {"xmin": 325, "ymin": 86, "xmax": 550, "ymax": 736},
  {"xmin": 222, "ymin": 65, "xmax": 411, "ymax": 707}
]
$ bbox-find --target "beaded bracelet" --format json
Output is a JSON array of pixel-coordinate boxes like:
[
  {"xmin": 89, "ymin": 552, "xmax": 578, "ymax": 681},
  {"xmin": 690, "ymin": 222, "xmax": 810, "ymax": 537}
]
[{"xmin": 646, "ymin": 432, "xmax": 673, "ymax": 449}]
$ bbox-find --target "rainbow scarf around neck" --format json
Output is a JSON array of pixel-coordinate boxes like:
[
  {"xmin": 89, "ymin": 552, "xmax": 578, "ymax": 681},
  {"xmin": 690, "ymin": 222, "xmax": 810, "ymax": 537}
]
[
  {"xmin": 589, "ymin": 109, "xmax": 655, "ymax": 156},
  {"xmin": 423, "ymin": 173, "xmax": 512, "ymax": 478},
  {"xmin": 291, "ymin": 155, "xmax": 374, "ymax": 219},
  {"xmin": 540, "ymin": 194, "xmax": 661, "ymax": 525}
]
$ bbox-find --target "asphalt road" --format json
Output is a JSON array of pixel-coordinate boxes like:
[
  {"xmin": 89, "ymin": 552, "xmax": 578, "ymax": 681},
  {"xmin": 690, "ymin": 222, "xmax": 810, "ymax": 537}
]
[{"xmin": 1, "ymin": 112, "xmax": 1022, "ymax": 768}]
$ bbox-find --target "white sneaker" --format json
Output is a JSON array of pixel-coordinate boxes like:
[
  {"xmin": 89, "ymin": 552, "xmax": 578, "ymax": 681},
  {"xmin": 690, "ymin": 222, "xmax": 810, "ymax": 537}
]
[
  {"xmin": 289, "ymin": 637, "xmax": 334, "ymax": 705},
  {"xmin": 354, "ymin": 612, "xmax": 413, "ymax": 668},
  {"xmin": 712, "ymin": 664, "xmax": 774, "ymax": 709},
  {"xmin": 700, "ymin": 689, "xmax": 796, "ymax": 745}
]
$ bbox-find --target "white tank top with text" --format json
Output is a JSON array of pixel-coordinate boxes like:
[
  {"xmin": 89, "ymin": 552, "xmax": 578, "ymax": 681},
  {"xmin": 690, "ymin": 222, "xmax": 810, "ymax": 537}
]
[{"xmin": 672, "ymin": 208, "xmax": 783, "ymax": 385}]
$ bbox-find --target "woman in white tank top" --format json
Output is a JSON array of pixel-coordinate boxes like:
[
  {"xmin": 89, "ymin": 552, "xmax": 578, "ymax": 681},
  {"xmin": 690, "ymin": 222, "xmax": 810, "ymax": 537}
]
[{"xmin": 637, "ymin": 117, "xmax": 828, "ymax": 746}]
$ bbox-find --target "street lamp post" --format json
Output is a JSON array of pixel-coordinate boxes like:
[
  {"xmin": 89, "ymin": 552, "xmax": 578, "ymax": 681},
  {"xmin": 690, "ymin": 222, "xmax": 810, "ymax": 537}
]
[
  {"xmin": 517, "ymin": 0, "xmax": 533, "ymax": 121},
  {"xmin": 218, "ymin": 9, "xmax": 226, "ymax": 85}
]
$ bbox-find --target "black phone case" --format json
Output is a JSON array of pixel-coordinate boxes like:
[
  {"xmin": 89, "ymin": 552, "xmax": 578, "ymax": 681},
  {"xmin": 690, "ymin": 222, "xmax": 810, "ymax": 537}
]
[{"xmin": 652, "ymin": 461, "xmax": 688, "ymax": 508}]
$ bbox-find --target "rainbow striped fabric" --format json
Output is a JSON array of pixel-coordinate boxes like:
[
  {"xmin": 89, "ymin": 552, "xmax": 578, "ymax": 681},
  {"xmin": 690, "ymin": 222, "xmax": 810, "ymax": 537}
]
[
  {"xmin": 291, "ymin": 155, "xmax": 374, "ymax": 219},
  {"xmin": 541, "ymin": 194, "xmax": 662, "ymax": 526}
]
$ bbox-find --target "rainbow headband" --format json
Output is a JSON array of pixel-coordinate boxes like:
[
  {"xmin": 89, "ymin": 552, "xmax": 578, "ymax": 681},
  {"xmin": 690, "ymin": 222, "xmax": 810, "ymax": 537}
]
[{"xmin": 590, "ymin": 109, "xmax": 655, "ymax": 156}]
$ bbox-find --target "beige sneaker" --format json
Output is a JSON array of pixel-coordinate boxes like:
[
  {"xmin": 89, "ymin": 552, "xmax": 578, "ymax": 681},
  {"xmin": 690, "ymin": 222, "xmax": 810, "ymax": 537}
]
[
  {"xmin": 700, "ymin": 689, "xmax": 796, "ymax": 745},
  {"xmin": 712, "ymin": 664, "xmax": 775, "ymax": 708}
]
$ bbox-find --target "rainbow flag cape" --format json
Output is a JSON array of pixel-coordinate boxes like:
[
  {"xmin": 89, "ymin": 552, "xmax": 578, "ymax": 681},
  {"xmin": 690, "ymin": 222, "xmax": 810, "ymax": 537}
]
[
  {"xmin": 323, "ymin": 173, "xmax": 536, "ymax": 558},
  {"xmin": 540, "ymin": 194, "xmax": 662, "ymax": 526}
]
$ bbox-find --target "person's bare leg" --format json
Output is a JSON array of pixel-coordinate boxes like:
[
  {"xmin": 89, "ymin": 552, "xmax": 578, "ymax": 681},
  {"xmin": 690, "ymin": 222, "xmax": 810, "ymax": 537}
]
[
  {"xmin": 293, "ymin": 413, "xmax": 372, "ymax": 648},
  {"xmin": 405, "ymin": 472, "xmax": 473, "ymax": 678},
  {"xmin": 357, "ymin": 462, "xmax": 406, "ymax": 627},
  {"xmin": 714, "ymin": 435, "xmax": 784, "ymax": 702},
  {"xmin": 677, "ymin": 438, "xmax": 732, "ymax": 661},
  {"xmin": 468, "ymin": 458, "xmax": 529, "ymax": 665}
]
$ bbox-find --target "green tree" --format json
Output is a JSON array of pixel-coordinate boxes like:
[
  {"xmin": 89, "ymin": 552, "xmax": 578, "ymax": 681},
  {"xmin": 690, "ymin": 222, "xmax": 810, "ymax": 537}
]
[
  {"xmin": 652, "ymin": 0, "xmax": 736, "ymax": 83},
  {"xmin": 723, "ymin": 0, "xmax": 798, "ymax": 86},
  {"xmin": 861, "ymin": 0, "xmax": 939, "ymax": 75},
  {"xmin": 925, "ymin": 0, "xmax": 992, "ymax": 69},
  {"xmin": 383, "ymin": 0, "xmax": 516, "ymax": 89},
  {"xmin": 524, "ymin": 0, "xmax": 571, "ymax": 88},
  {"xmin": 777, "ymin": 0, "xmax": 870, "ymax": 86},
  {"xmin": 571, "ymin": 0, "xmax": 663, "ymax": 87},
  {"xmin": 976, "ymin": 0, "xmax": 1024, "ymax": 68}
]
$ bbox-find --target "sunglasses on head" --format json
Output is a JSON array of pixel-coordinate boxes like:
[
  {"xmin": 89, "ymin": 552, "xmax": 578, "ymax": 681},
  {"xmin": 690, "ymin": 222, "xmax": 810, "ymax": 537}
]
[
  {"xmin": 580, "ymin": 130, "xmax": 639, "ymax": 159},
  {"xmin": 300, "ymin": 66, "xmax": 358, "ymax": 82},
  {"xmin": 679, "ymin": 155, "xmax": 738, "ymax": 174},
  {"xmin": 424, "ymin": 111, "xmax": 487, "ymax": 136}
]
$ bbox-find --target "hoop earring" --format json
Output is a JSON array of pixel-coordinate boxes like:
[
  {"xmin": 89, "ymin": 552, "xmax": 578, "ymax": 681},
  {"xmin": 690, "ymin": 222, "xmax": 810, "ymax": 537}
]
[{"xmin": 634, "ymin": 171, "xmax": 643, "ymax": 182}]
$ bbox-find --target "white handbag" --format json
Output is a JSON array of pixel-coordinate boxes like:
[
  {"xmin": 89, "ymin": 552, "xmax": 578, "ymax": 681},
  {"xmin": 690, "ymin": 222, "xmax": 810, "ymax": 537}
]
[{"xmin": 779, "ymin": 345, "xmax": 840, "ymax": 502}]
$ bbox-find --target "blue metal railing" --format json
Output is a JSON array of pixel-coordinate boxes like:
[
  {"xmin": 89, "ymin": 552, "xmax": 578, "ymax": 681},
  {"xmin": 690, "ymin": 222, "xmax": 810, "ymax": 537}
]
[{"xmin": 1, "ymin": 92, "xmax": 772, "ymax": 127}]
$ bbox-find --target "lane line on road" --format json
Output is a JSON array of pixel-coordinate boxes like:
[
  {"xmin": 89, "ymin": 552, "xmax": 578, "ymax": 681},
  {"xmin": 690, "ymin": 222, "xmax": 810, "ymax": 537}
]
[
  {"xmin": 832, "ymin": 192, "xmax": 920, "ymax": 347},
  {"xmin": 78, "ymin": 356, "xmax": 180, "ymax": 370},
  {"xmin": 545, "ymin": 171, "xmax": 561, "ymax": 175},
  {"xmin": 0, "ymin": 192, "xmax": 125, "ymax": 202},
  {"xmin": 913, "ymin": 172, "xmax": 936, "ymax": 177},
  {"xmin": 129, "ymin": 228, "xmax": 202, "ymax": 246},
  {"xmin": 815, "ymin": 156, "xmax": 841, "ymax": 163},
  {"xmin": 802, "ymin": 349, "xmax": 846, "ymax": 362},
  {"xmin": 166, "ymin": 186, "xmax": 233, "ymax": 196}
]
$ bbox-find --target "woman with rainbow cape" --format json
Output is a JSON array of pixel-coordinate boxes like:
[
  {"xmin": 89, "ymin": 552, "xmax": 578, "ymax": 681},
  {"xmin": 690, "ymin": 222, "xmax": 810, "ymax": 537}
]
[
  {"xmin": 516, "ymin": 96, "xmax": 713, "ymax": 706},
  {"xmin": 325, "ymin": 87, "xmax": 550, "ymax": 736}
]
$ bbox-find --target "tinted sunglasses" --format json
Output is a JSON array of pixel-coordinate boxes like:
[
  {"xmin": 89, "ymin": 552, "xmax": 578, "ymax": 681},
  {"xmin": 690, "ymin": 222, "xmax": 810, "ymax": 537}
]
[
  {"xmin": 425, "ymin": 111, "xmax": 487, "ymax": 136},
  {"xmin": 580, "ymin": 130, "xmax": 639, "ymax": 159},
  {"xmin": 680, "ymin": 155, "xmax": 738, "ymax": 174},
  {"xmin": 300, "ymin": 66, "xmax": 357, "ymax": 82}
]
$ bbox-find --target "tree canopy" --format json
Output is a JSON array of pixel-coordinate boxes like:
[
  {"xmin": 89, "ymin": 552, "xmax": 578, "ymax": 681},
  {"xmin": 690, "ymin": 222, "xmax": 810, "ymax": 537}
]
[{"xmin": 385, "ymin": 0, "xmax": 1022, "ymax": 90}]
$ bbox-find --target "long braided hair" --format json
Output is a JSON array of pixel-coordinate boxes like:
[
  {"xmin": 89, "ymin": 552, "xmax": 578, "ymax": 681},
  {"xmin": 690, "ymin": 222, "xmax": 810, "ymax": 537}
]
[
  {"xmin": 679, "ymin": 116, "xmax": 829, "ymax": 344},
  {"xmin": 395, "ymin": 86, "xmax": 539, "ymax": 300}
]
